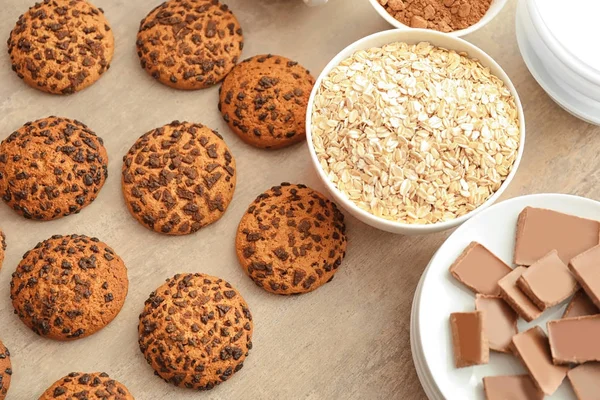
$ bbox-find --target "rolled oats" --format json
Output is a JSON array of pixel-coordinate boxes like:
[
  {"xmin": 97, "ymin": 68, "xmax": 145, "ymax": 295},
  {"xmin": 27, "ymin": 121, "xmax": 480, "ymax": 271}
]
[{"xmin": 311, "ymin": 42, "xmax": 520, "ymax": 224}]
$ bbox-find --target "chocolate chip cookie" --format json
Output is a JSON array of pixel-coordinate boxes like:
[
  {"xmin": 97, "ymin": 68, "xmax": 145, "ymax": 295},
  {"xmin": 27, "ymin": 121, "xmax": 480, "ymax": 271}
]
[
  {"xmin": 8, "ymin": 0, "xmax": 114, "ymax": 95},
  {"xmin": 219, "ymin": 54, "xmax": 315, "ymax": 149},
  {"xmin": 122, "ymin": 121, "xmax": 236, "ymax": 235},
  {"xmin": 0, "ymin": 229, "xmax": 5, "ymax": 271},
  {"xmin": 236, "ymin": 183, "xmax": 347, "ymax": 295},
  {"xmin": 40, "ymin": 372, "xmax": 134, "ymax": 399},
  {"xmin": 136, "ymin": 0, "xmax": 244, "ymax": 90},
  {"xmin": 0, "ymin": 340, "xmax": 11, "ymax": 400},
  {"xmin": 10, "ymin": 234, "xmax": 128, "ymax": 341},
  {"xmin": 139, "ymin": 273, "xmax": 253, "ymax": 390},
  {"xmin": 0, "ymin": 117, "xmax": 108, "ymax": 221}
]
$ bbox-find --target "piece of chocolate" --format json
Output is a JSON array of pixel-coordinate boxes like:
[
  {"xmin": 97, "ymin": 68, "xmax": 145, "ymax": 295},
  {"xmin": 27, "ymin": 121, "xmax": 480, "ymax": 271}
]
[
  {"xmin": 517, "ymin": 250, "xmax": 579, "ymax": 310},
  {"xmin": 547, "ymin": 315, "xmax": 600, "ymax": 365},
  {"xmin": 475, "ymin": 295, "xmax": 518, "ymax": 353},
  {"xmin": 498, "ymin": 267, "xmax": 543, "ymax": 322},
  {"xmin": 568, "ymin": 363, "xmax": 600, "ymax": 400},
  {"xmin": 512, "ymin": 326, "xmax": 568, "ymax": 395},
  {"xmin": 514, "ymin": 207, "xmax": 599, "ymax": 266},
  {"xmin": 569, "ymin": 244, "xmax": 600, "ymax": 309},
  {"xmin": 482, "ymin": 375, "xmax": 544, "ymax": 400},
  {"xmin": 563, "ymin": 290, "xmax": 599, "ymax": 319},
  {"xmin": 449, "ymin": 242, "xmax": 512, "ymax": 296},
  {"xmin": 450, "ymin": 311, "xmax": 489, "ymax": 368}
]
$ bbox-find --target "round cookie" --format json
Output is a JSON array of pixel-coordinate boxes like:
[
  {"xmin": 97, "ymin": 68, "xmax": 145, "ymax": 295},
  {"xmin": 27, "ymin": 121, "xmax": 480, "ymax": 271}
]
[
  {"xmin": 0, "ymin": 340, "xmax": 11, "ymax": 400},
  {"xmin": 40, "ymin": 372, "xmax": 133, "ymax": 399},
  {"xmin": 122, "ymin": 121, "xmax": 236, "ymax": 235},
  {"xmin": 136, "ymin": 0, "xmax": 244, "ymax": 90},
  {"xmin": 218, "ymin": 54, "xmax": 315, "ymax": 149},
  {"xmin": 0, "ymin": 117, "xmax": 108, "ymax": 221},
  {"xmin": 0, "ymin": 229, "xmax": 5, "ymax": 271},
  {"xmin": 139, "ymin": 273, "xmax": 253, "ymax": 390},
  {"xmin": 10, "ymin": 234, "xmax": 128, "ymax": 341},
  {"xmin": 8, "ymin": 0, "xmax": 114, "ymax": 95},
  {"xmin": 236, "ymin": 183, "xmax": 347, "ymax": 295}
]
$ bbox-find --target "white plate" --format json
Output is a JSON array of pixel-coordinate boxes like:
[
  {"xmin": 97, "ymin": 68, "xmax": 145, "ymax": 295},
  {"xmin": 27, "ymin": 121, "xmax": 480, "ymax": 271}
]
[{"xmin": 415, "ymin": 194, "xmax": 600, "ymax": 399}]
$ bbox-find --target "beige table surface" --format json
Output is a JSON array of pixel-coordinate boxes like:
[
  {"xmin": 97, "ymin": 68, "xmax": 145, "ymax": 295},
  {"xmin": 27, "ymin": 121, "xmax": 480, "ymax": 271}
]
[{"xmin": 0, "ymin": 0, "xmax": 599, "ymax": 399}]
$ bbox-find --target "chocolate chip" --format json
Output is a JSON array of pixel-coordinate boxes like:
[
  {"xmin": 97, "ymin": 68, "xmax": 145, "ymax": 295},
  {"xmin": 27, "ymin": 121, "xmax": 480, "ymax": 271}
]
[
  {"xmin": 293, "ymin": 270, "xmax": 306, "ymax": 286},
  {"xmin": 216, "ymin": 304, "xmax": 231, "ymax": 317},
  {"xmin": 273, "ymin": 247, "xmax": 289, "ymax": 261}
]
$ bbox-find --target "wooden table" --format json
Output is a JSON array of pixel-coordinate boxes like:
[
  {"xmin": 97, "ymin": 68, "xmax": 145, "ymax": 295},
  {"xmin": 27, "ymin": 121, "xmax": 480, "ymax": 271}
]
[{"xmin": 0, "ymin": 0, "xmax": 598, "ymax": 398}]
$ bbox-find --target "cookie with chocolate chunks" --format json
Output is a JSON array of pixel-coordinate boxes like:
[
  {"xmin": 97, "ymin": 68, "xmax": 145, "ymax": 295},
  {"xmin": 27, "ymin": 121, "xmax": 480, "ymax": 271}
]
[
  {"xmin": 10, "ymin": 234, "xmax": 128, "ymax": 341},
  {"xmin": 122, "ymin": 121, "xmax": 236, "ymax": 235},
  {"xmin": 236, "ymin": 183, "xmax": 347, "ymax": 295},
  {"xmin": 138, "ymin": 273, "xmax": 253, "ymax": 390},
  {"xmin": 0, "ymin": 340, "xmax": 11, "ymax": 400},
  {"xmin": 0, "ymin": 117, "xmax": 108, "ymax": 221},
  {"xmin": 0, "ymin": 229, "xmax": 5, "ymax": 271},
  {"xmin": 136, "ymin": 0, "xmax": 244, "ymax": 90},
  {"xmin": 219, "ymin": 54, "xmax": 315, "ymax": 149},
  {"xmin": 8, "ymin": 0, "xmax": 114, "ymax": 95},
  {"xmin": 39, "ymin": 372, "xmax": 134, "ymax": 399}
]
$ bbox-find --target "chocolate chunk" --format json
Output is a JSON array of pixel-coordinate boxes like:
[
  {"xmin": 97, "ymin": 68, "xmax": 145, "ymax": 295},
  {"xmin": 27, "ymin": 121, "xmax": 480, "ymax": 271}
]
[
  {"xmin": 449, "ymin": 242, "xmax": 512, "ymax": 296},
  {"xmin": 450, "ymin": 311, "xmax": 489, "ymax": 368}
]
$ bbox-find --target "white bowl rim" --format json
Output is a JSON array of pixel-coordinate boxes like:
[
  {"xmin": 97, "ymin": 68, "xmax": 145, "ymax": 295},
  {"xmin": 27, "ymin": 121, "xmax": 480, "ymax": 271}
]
[
  {"xmin": 367, "ymin": 0, "xmax": 509, "ymax": 38},
  {"xmin": 305, "ymin": 28, "xmax": 526, "ymax": 233}
]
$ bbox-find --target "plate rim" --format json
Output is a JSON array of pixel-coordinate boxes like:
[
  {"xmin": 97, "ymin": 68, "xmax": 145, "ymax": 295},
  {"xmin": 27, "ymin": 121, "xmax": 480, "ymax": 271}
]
[{"xmin": 411, "ymin": 258, "xmax": 444, "ymax": 400}]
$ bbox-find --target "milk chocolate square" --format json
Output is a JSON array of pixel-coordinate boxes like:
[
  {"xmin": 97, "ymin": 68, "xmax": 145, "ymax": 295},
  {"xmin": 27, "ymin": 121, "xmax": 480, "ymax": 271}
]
[
  {"xmin": 482, "ymin": 375, "xmax": 544, "ymax": 400},
  {"xmin": 569, "ymin": 244, "xmax": 600, "ymax": 309},
  {"xmin": 475, "ymin": 295, "xmax": 518, "ymax": 353},
  {"xmin": 498, "ymin": 267, "xmax": 543, "ymax": 322},
  {"xmin": 514, "ymin": 207, "xmax": 600, "ymax": 266},
  {"xmin": 568, "ymin": 363, "xmax": 600, "ymax": 400},
  {"xmin": 548, "ymin": 315, "xmax": 600, "ymax": 365},
  {"xmin": 563, "ymin": 290, "xmax": 599, "ymax": 319},
  {"xmin": 517, "ymin": 250, "xmax": 579, "ymax": 310},
  {"xmin": 450, "ymin": 311, "xmax": 489, "ymax": 368},
  {"xmin": 512, "ymin": 326, "xmax": 568, "ymax": 395},
  {"xmin": 449, "ymin": 242, "xmax": 512, "ymax": 296}
]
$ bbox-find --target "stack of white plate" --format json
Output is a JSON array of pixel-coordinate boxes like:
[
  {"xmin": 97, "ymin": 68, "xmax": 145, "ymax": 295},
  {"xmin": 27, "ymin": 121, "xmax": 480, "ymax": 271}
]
[
  {"xmin": 516, "ymin": 0, "xmax": 600, "ymax": 125},
  {"xmin": 411, "ymin": 261, "xmax": 444, "ymax": 400},
  {"xmin": 410, "ymin": 194, "xmax": 600, "ymax": 400}
]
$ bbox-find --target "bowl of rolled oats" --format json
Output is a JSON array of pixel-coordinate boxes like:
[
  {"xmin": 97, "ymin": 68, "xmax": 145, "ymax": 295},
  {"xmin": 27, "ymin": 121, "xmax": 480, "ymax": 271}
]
[{"xmin": 306, "ymin": 29, "xmax": 524, "ymax": 235}]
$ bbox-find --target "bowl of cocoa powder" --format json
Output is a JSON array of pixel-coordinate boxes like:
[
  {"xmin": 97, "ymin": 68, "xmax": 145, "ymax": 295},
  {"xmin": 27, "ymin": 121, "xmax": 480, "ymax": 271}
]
[{"xmin": 369, "ymin": 0, "xmax": 508, "ymax": 37}]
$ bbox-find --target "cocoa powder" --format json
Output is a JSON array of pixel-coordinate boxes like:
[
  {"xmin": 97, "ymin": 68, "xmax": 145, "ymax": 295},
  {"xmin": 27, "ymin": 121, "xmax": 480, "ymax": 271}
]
[{"xmin": 377, "ymin": 0, "xmax": 492, "ymax": 33}]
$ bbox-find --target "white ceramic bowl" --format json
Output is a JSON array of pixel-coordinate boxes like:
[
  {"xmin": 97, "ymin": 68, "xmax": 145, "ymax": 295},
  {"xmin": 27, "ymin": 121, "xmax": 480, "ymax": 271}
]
[
  {"xmin": 305, "ymin": 29, "xmax": 526, "ymax": 235},
  {"xmin": 368, "ymin": 0, "xmax": 508, "ymax": 37}
]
